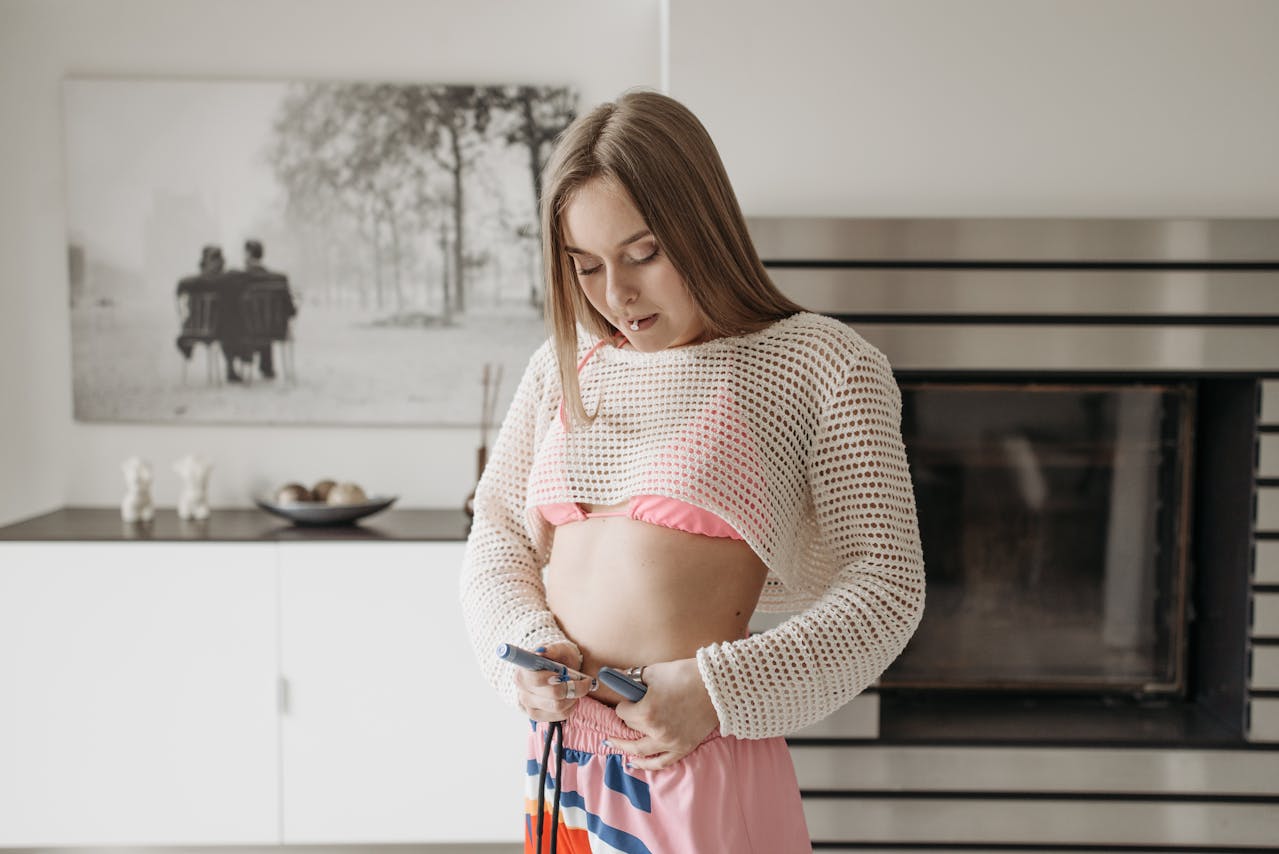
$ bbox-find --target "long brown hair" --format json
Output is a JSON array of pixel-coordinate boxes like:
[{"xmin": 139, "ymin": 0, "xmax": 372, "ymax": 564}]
[{"xmin": 541, "ymin": 90, "xmax": 805, "ymax": 427}]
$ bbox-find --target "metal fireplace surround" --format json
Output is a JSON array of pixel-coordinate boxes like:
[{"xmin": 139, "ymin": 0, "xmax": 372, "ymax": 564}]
[{"xmin": 737, "ymin": 217, "xmax": 1279, "ymax": 848}]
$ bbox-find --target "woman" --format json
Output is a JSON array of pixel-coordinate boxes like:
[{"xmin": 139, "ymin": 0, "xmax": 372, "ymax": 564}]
[{"xmin": 460, "ymin": 90, "xmax": 926, "ymax": 854}]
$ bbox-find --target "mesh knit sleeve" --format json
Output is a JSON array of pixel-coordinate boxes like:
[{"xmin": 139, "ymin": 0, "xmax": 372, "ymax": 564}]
[
  {"xmin": 459, "ymin": 344, "xmax": 579, "ymax": 708},
  {"xmin": 695, "ymin": 344, "xmax": 926, "ymax": 739}
]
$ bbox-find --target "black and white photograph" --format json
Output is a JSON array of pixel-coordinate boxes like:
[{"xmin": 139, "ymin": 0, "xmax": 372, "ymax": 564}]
[{"xmin": 64, "ymin": 77, "xmax": 576, "ymax": 425}]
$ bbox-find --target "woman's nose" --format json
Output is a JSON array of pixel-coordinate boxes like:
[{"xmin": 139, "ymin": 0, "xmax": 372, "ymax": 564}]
[{"xmin": 604, "ymin": 266, "xmax": 639, "ymax": 307}]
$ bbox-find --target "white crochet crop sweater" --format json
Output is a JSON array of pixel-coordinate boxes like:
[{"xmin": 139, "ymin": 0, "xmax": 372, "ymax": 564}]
[{"xmin": 459, "ymin": 311, "xmax": 925, "ymax": 740}]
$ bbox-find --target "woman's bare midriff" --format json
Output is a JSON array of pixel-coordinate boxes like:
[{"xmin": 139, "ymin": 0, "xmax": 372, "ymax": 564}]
[{"xmin": 544, "ymin": 502, "xmax": 768, "ymax": 707}]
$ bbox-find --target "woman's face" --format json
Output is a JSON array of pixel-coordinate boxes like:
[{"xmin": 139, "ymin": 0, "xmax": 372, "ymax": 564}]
[{"xmin": 561, "ymin": 178, "xmax": 707, "ymax": 352}]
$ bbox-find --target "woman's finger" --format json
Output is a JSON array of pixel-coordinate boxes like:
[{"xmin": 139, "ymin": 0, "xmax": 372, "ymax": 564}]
[
  {"xmin": 606, "ymin": 732, "xmax": 702, "ymax": 767},
  {"xmin": 515, "ymin": 668, "xmax": 564, "ymax": 697},
  {"xmin": 520, "ymin": 692, "xmax": 574, "ymax": 719},
  {"xmin": 627, "ymin": 749, "xmax": 689, "ymax": 771},
  {"xmin": 602, "ymin": 736, "xmax": 664, "ymax": 757},
  {"xmin": 523, "ymin": 670, "xmax": 593, "ymax": 700},
  {"xmin": 605, "ymin": 736, "xmax": 695, "ymax": 770},
  {"xmin": 517, "ymin": 672, "xmax": 594, "ymax": 723},
  {"xmin": 523, "ymin": 704, "xmax": 571, "ymax": 723}
]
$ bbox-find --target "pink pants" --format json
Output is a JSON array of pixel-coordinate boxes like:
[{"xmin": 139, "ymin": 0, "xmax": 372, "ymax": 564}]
[{"xmin": 524, "ymin": 695, "xmax": 811, "ymax": 853}]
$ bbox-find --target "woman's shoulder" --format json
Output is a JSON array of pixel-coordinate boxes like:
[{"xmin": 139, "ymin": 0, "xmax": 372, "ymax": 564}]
[{"xmin": 749, "ymin": 311, "xmax": 890, "ymax": 379}]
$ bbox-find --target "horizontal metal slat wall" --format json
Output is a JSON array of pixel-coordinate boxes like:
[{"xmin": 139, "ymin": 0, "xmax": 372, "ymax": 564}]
[
  {"xmin": 802, "ymin": 798, "xmax": 1276, "ymax": 847},
  {"xmin": 1251, "ymin": 380, "xmax": 1279, "ymax": 742},
  {"xmin": 789, "ymin": 745, "xmax": 1279, "ymax": 794},
  {"xmin": 788, "ymin": 741, "xmax": 1279, "ymax": 846},
  {"xmin": 749, "ymin": 217, "xmax": 1279, "ymax": 849}
]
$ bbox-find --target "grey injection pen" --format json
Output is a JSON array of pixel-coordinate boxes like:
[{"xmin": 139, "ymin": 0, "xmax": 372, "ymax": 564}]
[{"xmin": 496, "ymin": 642, "xmax": 571, "ymax": 675}]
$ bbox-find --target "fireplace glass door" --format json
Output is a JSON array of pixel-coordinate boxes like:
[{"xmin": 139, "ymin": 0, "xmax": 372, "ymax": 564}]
[{"xmin": 884, "ymin": 382, "xmax": 1194, "ymax": 695}]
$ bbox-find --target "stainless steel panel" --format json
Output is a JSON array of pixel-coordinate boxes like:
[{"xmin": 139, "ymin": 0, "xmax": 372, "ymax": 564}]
[
  {"xmin": 1253, "ymin": 646, "xmax": 1279, "ymax": 690},
  {"xmin": 770, "ymin": 268, "xmax": 1279, "ymax": 317},
  {"xmin": 1251, "ymin": 698, "xmax": 1279, "ymax": 741},
  {"xmin": 812, "ymin": 850, "xmax": 1137, "ymax": 854},
  {"xmin": 1263, "ymin": 380, "xmax": 1279, "ymax": 424},
  {"xmin": 1260, "ymin": 434, "xmax": 1279, "ymax": 478},
  {"xmin": 802, "ymin": 798, "xmax": 1278, "ymax": 846},
  {"xmin": 1254, "ymin": 592, "xmax": 1279, "ymax": 638},
  {"xmin": 789, "ymin": 745, "xmax": 1279, "ymax": 795},
  {"xmin": 789, "ymin": 695, "xmax": 879, "ymax": 740},
  {"xmin": 1259, "ymin": 488, "xmax": 1279, "ymax": 532},
  {"xmin": 811, "ymin": 850, "xmax": 1164, "ymax": 854},
  {"xmin": 1258, "ymin": 540, "xmax": 1279, "ymax": 584},
  {"xmin": 850, "ymin": 324, "xmax": 1279, "ymax": 373},
  {"xmin": 747, "ymin": 217, "xmax": 1279, "ymax": 263}
]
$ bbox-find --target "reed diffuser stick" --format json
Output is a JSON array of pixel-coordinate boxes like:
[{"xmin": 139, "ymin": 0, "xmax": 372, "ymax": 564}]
[
  {"xmin": 467, "ymin": 362, "xmax": 502, "ymax": 518},
  {"xmin": 480, "ymin": 364, "xmax": 491, "ymax": 448},
  {"xmin": 478, "ymin": 362, "xmax": 503, "ymax": 450}
]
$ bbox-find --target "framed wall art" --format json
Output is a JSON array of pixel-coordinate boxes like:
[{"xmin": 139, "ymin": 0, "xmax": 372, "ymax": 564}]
[{"xmin": 63, "ymin": 76, "xmax": 576, "ymax": 425}]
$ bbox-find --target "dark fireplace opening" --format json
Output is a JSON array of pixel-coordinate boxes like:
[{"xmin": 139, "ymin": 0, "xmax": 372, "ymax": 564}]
[{"xmin": 875, "ymin": 375, "xmax": 1256, "ymax": 745}]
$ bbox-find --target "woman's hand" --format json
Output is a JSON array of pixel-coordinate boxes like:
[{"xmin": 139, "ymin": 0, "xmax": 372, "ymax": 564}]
[
  {"xmin": 514, "ymin": 641, "xmax": 594, "ymax": 723},
  {"xmin": 609, "ymin": 657, "xmax": 719, "ymax": 770}
]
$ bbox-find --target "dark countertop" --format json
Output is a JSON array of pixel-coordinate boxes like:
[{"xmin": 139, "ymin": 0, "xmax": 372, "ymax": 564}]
[{"xmin": 0, "ymin": 507, "xmax": 472, "ymax": 542}]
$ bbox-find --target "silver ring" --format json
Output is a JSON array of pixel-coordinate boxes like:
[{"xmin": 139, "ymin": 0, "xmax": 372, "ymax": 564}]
[
  {"xmin": 625, "ymin": 665, "xmax": 647, "ymax": 685},
  {"xmin": 564, "ymin": 680, "xmax": 576, "ymax": 700}
]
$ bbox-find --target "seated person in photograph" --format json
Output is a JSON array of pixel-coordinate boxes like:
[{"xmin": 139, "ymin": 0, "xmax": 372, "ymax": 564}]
[
  {"xmin": 208, "ymin": 248, "xmax": 253, "ymax": 383},
  {"xmin": 239, "ymin": 238, "xmax": 297, "ymax": 380},
  {"xmin": 174, "ymin": 244, "xmax": 227, "ymax": 360}
]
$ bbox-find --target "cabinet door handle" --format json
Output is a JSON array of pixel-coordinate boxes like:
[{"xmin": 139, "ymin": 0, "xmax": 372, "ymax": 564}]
[{"xmin": 278, "ymin": 675, "xmax": 291, "ymax": 715}]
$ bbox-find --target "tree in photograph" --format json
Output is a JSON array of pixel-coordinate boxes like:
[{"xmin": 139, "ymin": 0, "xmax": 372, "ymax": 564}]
[
  {"xmin": 497, "ymin": 85, "xmax": 576, "ymax": 223},
  {"xmin": 407, "ymin": 85, "xmax": 508, "ymax": 316},
  {"xmin": 270, "ymin": 83, "xmax": 442, "ymax": 314},
  {"xmin": 269, "ymin": 82, "xmax": 576, "ymax": 321},
  {"xmin": 492, "ymin": 85, "xmax": 576, "ymax": 307}
]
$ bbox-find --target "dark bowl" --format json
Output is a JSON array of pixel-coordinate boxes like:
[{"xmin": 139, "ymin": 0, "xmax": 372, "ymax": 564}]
[{"xmin": 254, "ymin": 495, "xmax": 398, "ymax": 526}]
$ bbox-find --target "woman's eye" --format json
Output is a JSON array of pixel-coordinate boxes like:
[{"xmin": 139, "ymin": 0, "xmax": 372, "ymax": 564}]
[{"xmin": 573, "ymin": 247, "xmax": 657, "ymax": 276}]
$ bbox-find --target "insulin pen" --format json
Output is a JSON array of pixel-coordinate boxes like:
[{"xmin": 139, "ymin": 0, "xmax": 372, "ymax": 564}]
[{"xmin": 495, "ymin": 642, "xmax": 574, "ymax": 675}]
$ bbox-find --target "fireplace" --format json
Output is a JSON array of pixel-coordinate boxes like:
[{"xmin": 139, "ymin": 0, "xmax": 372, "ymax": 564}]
[
  {"xmin": 888, "ymin": 379, "xmax": 1194, "ymax": 696},
  {"xmin": 747, "ymin": 217, "xmax": 1279, "ymax": 747}
]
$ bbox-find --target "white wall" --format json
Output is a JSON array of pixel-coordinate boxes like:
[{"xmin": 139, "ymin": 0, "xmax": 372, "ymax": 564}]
[
  {"xmin": 4, "ymin": 0, "xmax": 1278, "ymax": 526},
  {"xmin": 0, "ymin": 0, "xmax": 660, "ymax": 526},
  {"xmin": 667, "ymin": 0, "xmax": 1279, "ymax": 217}
]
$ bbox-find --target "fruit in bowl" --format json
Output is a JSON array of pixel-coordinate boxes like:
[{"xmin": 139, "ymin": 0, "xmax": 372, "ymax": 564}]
[
  {"xmin": 275, "ymin": 483, "xmax": 313, "ymax": 504},
  {"xmin": 259, "ymin": 474, "xmax": 390, "ymax": 527},
  {"xmin": 256, "ymin": 482, "xmax": 396, "ymax": 526},
  {"xmin": 326, "ymin": 482, "xmax": 368, "ymax": 506},
  {"xmin": 311, "ymin": 479, "xmax": 337, "ymax": 502}
]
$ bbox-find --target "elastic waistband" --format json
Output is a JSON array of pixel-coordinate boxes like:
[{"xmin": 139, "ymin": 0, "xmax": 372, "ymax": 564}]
[{"xmin": 537, "ymin": 696, "xmax": 723, "ymax": 756}]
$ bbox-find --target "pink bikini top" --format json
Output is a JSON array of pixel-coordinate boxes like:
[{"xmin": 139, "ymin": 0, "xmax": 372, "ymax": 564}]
[
  {"xmin": 536, "ymin": 334, "xmax": 744, "ymax": 541},
  {"xmin": 538, "ymin": 494, "xmax": 742, "ymax": 539}
]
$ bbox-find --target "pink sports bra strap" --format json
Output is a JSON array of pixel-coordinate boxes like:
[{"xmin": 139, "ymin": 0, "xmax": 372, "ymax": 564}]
[
  {"xmin": 559, "ymin": 332, "xmax": 627, "ymax": 428},
  {"xmin": 577, "ymin": 336, "xmax": 613, "ymax": 370}
]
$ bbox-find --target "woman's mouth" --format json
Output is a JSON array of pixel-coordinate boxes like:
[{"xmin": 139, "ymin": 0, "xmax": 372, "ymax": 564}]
[{"xmin": 625, "ymin": 315, "xmax": 657, "ymax": 332}]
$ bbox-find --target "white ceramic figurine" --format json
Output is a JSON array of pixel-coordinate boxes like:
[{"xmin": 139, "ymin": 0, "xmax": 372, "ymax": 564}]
[
  {"xmin": 174, "ymin": 454, "xmax": 212, "ymax": 521},
  {"xmin": 120, "ymin": 456, "xmax": 155, "ymax": 523}
]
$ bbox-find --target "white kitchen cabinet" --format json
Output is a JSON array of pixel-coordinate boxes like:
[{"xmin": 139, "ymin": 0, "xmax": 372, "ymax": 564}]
[
  {"xmin": 277, "ymin": 541, "xmax": 524, "ymax": 843},
  {"xmin": 0, "ymin": 537, "xmax": 542, "ymax": 846},
  {"xmin": 0, "ymin": 542, "xmax": 279, "ymax": 846}
]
